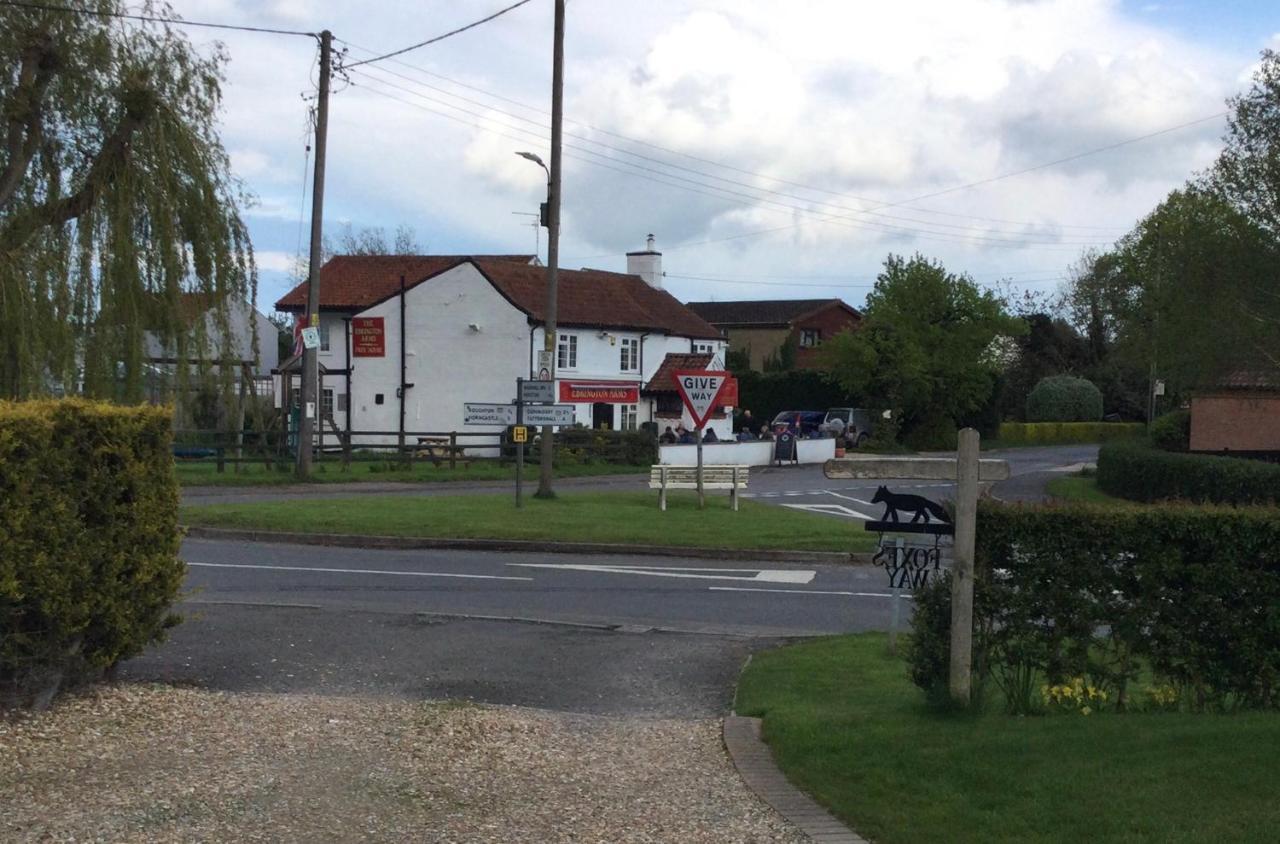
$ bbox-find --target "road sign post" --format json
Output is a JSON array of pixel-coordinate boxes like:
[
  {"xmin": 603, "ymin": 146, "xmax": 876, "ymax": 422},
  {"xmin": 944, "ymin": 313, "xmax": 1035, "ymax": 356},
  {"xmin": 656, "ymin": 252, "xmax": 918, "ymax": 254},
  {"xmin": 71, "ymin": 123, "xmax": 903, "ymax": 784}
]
[
  {"xmin": 672, "ymin": 369, "xmax": 731, "ymax": 511},
  {"xmin": 824, "ymin": 428, "xmax": 1009, "ymax": 705},
  {"xmin": 515, "ymin": 378, "xmax": 525, "ymax": 509}
]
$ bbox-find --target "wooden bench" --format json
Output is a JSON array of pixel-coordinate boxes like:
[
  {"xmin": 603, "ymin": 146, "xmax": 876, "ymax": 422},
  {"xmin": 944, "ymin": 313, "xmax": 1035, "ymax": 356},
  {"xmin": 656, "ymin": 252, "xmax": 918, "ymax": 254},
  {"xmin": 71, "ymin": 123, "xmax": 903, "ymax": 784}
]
[
  {"xmin": 415, "ymin": 436, "xmax": 472, "ymax": 468},
  {"xmin": 649, "ymin": 464, "xmax": 749, "ymax": 511}
]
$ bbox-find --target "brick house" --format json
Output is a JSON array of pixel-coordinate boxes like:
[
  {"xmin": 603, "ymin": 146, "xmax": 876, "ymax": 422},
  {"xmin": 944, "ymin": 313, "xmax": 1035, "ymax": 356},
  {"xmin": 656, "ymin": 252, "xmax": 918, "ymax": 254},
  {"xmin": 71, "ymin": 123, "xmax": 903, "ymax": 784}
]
[
  {"xmin": 684, "ymin": 299, "xmax": 861, "ymax": 371},
  {"xmin": 1189, "ymin": 371, "xmax": 1280, "ymax": 455}
]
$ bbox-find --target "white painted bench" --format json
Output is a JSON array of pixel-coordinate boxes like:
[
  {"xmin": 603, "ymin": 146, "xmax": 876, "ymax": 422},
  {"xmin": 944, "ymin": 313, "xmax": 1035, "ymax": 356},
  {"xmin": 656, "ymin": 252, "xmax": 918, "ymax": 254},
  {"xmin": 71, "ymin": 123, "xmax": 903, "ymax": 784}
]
[{"xmin": 649, "ymin": 464, "xmax": 750, "ymax": 511}]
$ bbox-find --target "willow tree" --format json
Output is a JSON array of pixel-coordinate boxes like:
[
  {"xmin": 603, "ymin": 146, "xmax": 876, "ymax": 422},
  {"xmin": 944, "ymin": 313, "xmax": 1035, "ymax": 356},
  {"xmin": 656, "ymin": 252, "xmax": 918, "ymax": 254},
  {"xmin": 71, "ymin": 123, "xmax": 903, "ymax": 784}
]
[{"xmin": 0, "ymin": 1, "xmax": 255, "ymax": 401}]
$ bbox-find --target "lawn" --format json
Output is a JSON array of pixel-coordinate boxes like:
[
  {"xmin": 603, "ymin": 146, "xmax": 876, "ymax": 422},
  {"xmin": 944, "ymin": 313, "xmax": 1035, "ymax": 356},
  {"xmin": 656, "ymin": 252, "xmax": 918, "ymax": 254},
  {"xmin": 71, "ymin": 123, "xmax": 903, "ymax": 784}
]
[
  {"xmin": 736, "ymin": 634, "xmax": 1280, "ymax": 843},
  {"xmin": 1045, "ymin": 473, "xmax": 1130, "ymax": 505},
  {"xmin": 174, "ymin": 459, "xmax": 646, "ymax": 487},
  {"xmin": 182, "ymin": 491, "xmax": 878, "ymax": 553}
]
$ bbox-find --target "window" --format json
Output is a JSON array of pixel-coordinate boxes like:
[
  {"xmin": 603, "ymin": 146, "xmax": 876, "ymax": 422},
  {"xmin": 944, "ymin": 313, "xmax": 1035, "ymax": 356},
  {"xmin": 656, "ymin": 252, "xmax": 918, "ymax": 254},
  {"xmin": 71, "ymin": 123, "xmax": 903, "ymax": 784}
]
[
  {"xmin": 318, "ymin": 321, "xmax": 331, "ymax": 352},
  {"xmin": 800, "ymin": 329, "xmax": 821, "ymax": 348},
  {"xmin": 557, "ymin": 333, "xmax": 577, "ymax": 369},
  {"xmin": 321, "ymin": 388, "xmax": 334, "ymax": 417},
  {"xmin": 620, "ymin": 404, "xmax": 638, "ymax": 431},
  {"xmin": 619, "ymin": 337, "xmax": 639, "ymax": 371},
  {"xmin": 693, "ymin": 342, "xmax": 714, "ymax": 355}
]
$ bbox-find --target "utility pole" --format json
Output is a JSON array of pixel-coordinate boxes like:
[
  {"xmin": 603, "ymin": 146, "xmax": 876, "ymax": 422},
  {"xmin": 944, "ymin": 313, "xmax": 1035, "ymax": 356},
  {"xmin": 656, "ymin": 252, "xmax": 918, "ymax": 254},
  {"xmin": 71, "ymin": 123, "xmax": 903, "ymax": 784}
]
[
  {"xmin": 296, "ymin": 30, "xmax": 332, "ymax": 478},
  {"xmin": 535, "ymin": 0, "xmax": 565, "ymax": 499}
]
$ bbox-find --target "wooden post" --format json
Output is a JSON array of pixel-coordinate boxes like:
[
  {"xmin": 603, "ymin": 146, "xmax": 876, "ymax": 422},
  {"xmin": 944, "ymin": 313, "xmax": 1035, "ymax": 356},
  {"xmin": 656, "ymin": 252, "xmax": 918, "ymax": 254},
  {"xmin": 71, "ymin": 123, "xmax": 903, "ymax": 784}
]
[
  {"xmin": 889, "ymin": 536, "xmax": 905, "ymax": 655},
  {"xmin": 449, "ymin": 431, "xmax": 458, "ymax": 470},
  {"xmin": 950, "ymin": 427, "xmax": 980, "ymax": 705}
]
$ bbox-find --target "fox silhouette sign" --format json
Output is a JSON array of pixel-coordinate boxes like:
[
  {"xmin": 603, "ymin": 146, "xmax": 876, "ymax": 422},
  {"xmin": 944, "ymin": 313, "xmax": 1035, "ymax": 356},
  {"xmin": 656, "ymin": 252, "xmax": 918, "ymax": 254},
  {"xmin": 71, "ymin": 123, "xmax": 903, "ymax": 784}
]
[{"xmin": 867, "ymin": 486, "xmax": 955, "ymax": 536}]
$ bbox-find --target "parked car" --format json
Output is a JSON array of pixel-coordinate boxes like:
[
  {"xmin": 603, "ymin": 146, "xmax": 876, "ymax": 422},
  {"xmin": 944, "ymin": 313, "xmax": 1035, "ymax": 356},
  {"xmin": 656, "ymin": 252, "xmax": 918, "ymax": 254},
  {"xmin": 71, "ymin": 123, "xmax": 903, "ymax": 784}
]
[
  {"xmin": 771, "ymin": 410, "xmax": 826, "ymax": 436},
  {"xmin": 823, "ymin": 407, "xmax": 877, "ymax": 447}
]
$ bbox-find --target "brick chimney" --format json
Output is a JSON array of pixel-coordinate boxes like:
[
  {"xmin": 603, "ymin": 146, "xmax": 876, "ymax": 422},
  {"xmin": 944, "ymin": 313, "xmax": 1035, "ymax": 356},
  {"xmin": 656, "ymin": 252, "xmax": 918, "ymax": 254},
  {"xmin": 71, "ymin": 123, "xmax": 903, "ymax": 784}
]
[{"xmin": 626, "ymin": 233, "xmax": 662, "ymax": 289}]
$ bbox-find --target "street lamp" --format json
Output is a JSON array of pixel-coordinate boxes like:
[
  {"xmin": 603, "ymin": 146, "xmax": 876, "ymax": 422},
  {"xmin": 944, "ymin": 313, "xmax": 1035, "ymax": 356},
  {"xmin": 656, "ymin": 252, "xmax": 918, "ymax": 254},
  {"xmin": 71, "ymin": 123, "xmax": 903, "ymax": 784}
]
[{"xmin": 516, "ymin": 151, "xmax": 550, "ymax": 229}]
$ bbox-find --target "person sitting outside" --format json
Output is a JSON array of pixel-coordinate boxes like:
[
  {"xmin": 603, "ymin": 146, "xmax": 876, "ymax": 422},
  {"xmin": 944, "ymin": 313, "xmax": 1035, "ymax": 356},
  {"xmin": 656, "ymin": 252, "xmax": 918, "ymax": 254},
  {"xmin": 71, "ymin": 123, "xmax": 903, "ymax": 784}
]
[
  {"xmin": 758, "ymin": 425, "xmax": 775, "ymax": 441},
  {"xmin": 659, "ymin": 426, "xmax": 677, "ymax": 444},
  {"xmin": 703, "ymin": 427, "xmax": 719, "ymax": 443},
  {"xmin": 676, "ymin": 425, "xmax": 696, "ymax": 444},
  {"xmin": 736, "ymin": 427, "xmax": 756, "ymax": 442}
]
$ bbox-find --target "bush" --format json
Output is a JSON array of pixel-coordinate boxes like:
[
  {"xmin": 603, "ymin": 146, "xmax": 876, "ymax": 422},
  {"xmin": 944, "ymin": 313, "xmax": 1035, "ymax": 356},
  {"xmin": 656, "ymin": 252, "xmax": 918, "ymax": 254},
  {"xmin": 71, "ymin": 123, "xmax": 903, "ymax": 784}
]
[
  {"xmin": 902, "ymin": 415, "xmax": 958, "ymax": 451},
  {"xmin": 1149, "ymin": 409, "xmax": 1191, "ymax": 452},
  {"xmin": 0, "ymin": 400, "xmax": 183, "ymax": 709},
  {"xmin": 996, "ymin": 421, "xmax": 1145, "ymax": 445},
  {"xmin": 529, "ymin": 427, "xmax": 657, "ymax": 466},
  {"xmin": 909, "ymin": 502, "xmax": 1280, "ymax": 712},
  {"xmin": 1025, "ymin": 375, "xmax": 1104, "ymax": 422},
  {"xmin": 1098, "ymin": 439, "xmax": 1280, "ymax": 505}
]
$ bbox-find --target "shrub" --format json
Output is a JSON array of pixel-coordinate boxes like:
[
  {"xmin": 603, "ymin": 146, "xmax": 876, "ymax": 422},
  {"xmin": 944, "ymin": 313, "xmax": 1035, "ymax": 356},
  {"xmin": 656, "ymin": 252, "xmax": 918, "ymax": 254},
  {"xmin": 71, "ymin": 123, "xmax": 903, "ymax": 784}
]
[
  {"xmin": 1149, "ymin": 409, "xmax": 1191, "ymax": 452},
  {"xmin": 1025, "ymin": 375, "xmax": 1104, "ymax": 422},
  {"xmin": 0, "ymin": 400, "xmax": 183, "ymax": 709},
  {"xmin": 996, "ymin": 421, "xmax": 1145, "ymax": 446},
  {"xmin": 902, "ymin": 415, "xmax": 957, "ymax": 451},
  {"xmin": 910, "ymin": 502, "xmax": 1280, "ymax": 713},
  {"xmin": 1097, "ymin": 439, "xmax": 1280, "ymax": 505}
]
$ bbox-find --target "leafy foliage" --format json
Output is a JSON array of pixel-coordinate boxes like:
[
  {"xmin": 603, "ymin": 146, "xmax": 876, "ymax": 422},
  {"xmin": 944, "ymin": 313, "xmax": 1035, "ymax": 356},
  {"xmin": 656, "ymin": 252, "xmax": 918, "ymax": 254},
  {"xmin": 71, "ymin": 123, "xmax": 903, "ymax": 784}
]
[
  {"xmin": 822, "ymin": 254, "xmax": 1023, "ymax": 445},
  {"xmin": 1025, "ymin": 375, "xmax": 1104, "ymax": 422},
  {"xmin": 0, "ymin": 399, "xmax": 183, "ymax": 708},
  {"xmin": 1097, "ymin": 439, "xmax": 1280, "ymax": 505},
  {"xmin": 0, "ymin": 2, "xmax": 255, "ymax": 400},
  {"xmin": 909, "ymin": 502, "xmax": 1280, "ymax": 713},
  {"xmin": 1214, "ymin": 48, "xmax": 1280, "ymax": 236},
  {"xmin": 1148, "ymin": 409, "xmax": 1191, "ymax": 452},
  {"xmin": 731, "ymin": 368, "xmax": 856, "ymax": 429},
  {"xmin": 996, "ymin": 421, "xmax": 1144, "ymax": 445}
]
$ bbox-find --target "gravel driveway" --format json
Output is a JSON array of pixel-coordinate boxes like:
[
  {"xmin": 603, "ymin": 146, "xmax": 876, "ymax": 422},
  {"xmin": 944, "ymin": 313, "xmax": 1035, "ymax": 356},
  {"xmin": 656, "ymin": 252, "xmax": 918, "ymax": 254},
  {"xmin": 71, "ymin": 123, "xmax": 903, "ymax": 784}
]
[{"xmin": 2, "ymin": 684, "xmax": 804, "ymax": 843}]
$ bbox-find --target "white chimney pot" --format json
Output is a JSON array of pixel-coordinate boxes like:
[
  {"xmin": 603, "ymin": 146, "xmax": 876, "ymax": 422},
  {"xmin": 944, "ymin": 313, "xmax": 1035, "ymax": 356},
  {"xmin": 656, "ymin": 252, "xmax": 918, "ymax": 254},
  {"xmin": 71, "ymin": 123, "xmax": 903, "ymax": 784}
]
[{"xmin": 626, "ymin": 233, "xmax": 662, "ymax": 289}]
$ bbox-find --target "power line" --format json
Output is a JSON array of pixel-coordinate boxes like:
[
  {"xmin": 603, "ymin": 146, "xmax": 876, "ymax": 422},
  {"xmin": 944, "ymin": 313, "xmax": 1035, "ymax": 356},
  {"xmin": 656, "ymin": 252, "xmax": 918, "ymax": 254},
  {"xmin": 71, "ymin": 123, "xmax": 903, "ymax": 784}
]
[
  {"xmin": 0, "ymin": 0, "xmax": 317, "ymax": 36},
  {"xmin": 662, "ymin": 272, "xmax": 1069, "ymax": 289},
  {"xmin": 350, "ymin": 70, "xmax": 1112, "ymax": 252},
  {"xmin": 342, "ymin": 0, "xmax": 534, "ymax": 69},
  {"xmin": 337, "ymin": 35, "xmax": 1131, "ymax": 234}
]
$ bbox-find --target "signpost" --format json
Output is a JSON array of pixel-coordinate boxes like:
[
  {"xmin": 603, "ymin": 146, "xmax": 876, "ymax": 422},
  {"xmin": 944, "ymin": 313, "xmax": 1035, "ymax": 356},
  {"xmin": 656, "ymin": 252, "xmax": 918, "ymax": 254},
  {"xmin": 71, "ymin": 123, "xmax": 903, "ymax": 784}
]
[
  {"xmin": 465, "ymin": 380, "xmax": 573, "ymax": 509},
  {"xmin": 672, "ymin": 369, "xmax": 730, "ymax": 509},
  {"xmin": 824, "ymin": 429, "xmax": 1010, "ymax": 704},
  {"xmin": 536, "ymin": 350, "xmax": 553, "ymax": 381}
]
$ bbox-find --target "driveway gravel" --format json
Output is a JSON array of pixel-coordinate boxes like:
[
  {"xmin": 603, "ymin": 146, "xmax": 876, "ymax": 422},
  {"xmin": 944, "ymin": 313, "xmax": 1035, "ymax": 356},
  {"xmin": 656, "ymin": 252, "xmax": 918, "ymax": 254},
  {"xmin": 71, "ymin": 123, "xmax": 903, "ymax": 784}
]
[{"xmin": 2, "ymin": 684, "xmax": 804, "ymax": 843}]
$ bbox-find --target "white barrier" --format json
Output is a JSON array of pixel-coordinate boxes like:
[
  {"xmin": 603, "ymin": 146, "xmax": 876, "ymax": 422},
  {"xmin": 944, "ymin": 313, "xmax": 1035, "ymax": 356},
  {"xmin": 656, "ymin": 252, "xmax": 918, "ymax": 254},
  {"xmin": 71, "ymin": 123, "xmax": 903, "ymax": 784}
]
[{"xmin": 658, "ymin": 437, "xmax": 835, "ymax": 467}]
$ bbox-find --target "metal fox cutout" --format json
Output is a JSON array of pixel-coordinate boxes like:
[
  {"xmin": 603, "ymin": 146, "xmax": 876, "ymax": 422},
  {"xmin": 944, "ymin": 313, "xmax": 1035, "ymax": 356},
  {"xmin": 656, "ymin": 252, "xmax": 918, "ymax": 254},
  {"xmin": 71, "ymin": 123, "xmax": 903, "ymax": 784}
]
[{"xmin": 871, "ymin": 485, "xmax": 952, "ymax": 524}]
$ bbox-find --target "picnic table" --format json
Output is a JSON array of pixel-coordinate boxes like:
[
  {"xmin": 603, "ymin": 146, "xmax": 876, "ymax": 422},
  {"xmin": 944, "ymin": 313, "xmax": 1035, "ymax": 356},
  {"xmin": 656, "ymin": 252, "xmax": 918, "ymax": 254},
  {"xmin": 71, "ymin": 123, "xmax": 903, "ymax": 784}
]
[{"xmin": 415, "ymin": 436, "xmax": 471, "ymax": 468}]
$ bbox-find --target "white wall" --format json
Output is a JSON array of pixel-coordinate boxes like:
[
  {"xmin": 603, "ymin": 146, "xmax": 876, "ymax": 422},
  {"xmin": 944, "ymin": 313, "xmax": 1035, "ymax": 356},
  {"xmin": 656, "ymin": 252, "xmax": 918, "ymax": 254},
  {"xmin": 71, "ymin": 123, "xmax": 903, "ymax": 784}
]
[{"xmin": 659, "ymin": 437, "xmax": 835, "ymax": 467}]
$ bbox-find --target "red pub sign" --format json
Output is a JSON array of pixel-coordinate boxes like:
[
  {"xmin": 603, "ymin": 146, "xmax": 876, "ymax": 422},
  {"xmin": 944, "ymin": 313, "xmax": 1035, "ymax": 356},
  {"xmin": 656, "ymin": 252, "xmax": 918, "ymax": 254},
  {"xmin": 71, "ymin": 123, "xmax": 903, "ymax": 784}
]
[
  {"xmin": 352, "ymin": 317, "xmax": 385, "ymax": 357},
  {"xmin": 559, "ymin": 381, "xmax": 640, "ymax": 403}
]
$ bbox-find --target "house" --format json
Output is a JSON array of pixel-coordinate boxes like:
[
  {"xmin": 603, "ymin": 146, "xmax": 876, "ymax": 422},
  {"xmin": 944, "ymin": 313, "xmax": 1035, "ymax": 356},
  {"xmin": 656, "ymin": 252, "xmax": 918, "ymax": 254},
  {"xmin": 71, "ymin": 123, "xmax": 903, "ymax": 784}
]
[
  {"xmin": 1189, "ymin": 370, "xmax": 1280, "ymax": 455},
  {"xmin": 685, "ymin": 298, "xmax": 862, "ymax": 371},
  {"xmin": 273, "ymin": 240, "xmax": 732, "ymax": 443}
]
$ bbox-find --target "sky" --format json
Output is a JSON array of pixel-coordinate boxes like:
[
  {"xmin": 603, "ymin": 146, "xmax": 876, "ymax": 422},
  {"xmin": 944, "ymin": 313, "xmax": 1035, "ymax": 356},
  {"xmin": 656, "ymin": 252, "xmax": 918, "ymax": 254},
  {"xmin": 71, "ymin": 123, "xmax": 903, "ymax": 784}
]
[{"xmin": 164, "ymin": 0, "xmax": 1280, "ymax": 313}]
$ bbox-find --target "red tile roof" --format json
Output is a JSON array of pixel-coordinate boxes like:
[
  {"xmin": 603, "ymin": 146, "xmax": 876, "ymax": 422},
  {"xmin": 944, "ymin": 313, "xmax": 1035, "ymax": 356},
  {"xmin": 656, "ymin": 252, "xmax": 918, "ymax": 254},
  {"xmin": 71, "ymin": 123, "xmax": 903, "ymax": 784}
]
[
  {"xmin": 275, "ymin": 255, "xmax": 536, "ymax": 311},
  {"xmin": 685, "ymin": 298, "xmax": 861, "ymax": 327},
  {"xmin": 1214, "ymin": 370, "xmax": 1280, "ymax": 391},
  {"xmin": 472, "ymin": 259, "xmax": 723, "ymax": 339},
  {"xmin": 643, "ymin": 352, "xmax": 713, "ymax": 393}
]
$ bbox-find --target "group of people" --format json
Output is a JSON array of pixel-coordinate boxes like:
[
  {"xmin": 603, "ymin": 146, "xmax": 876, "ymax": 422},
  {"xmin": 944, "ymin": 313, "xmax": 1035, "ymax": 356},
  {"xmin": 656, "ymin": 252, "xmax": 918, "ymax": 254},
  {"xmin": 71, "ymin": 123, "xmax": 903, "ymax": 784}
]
[{"xmin": 657, "ymin": 408, "xmax": 812, "ymax": 445}]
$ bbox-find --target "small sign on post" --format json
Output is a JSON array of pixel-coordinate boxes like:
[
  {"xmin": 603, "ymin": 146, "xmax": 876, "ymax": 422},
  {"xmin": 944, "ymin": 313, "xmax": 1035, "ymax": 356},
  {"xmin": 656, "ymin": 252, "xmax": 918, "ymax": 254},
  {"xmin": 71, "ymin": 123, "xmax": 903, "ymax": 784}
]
[
  {"xmin": 512, "ymin": 425, "xmax": 528, "ymax": 443},
  {"xmin": 672, "ymin": 369, "xmax": 731, "ymax": 510},
  {"xmin": 300, "ymin": 327, "xmax": 320, "ymax": 350}
]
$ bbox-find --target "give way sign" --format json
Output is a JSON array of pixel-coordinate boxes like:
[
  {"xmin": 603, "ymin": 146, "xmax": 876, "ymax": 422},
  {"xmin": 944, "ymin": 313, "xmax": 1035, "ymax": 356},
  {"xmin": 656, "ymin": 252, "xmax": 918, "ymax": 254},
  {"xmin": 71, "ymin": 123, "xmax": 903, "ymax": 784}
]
[{"xmin": 672, "ymin": 369, "xmax": 731, "ymax": 430}]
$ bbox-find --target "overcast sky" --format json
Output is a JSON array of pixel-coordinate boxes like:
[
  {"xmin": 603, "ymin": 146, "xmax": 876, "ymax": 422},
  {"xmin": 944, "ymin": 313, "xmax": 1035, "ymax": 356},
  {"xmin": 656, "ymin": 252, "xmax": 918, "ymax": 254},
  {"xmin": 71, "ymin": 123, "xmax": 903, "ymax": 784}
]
[{"xmin": 168, "ymin": 0, "xmax": 1280, "ymax": 312}]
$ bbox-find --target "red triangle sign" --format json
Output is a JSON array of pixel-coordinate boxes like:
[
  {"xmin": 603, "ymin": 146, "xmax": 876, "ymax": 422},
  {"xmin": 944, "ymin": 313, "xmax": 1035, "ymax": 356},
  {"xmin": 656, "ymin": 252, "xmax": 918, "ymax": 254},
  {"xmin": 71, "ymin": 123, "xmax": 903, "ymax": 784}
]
[{"xmin": 672, "ymin": 369, "xmax": 731, "ymax": 430}]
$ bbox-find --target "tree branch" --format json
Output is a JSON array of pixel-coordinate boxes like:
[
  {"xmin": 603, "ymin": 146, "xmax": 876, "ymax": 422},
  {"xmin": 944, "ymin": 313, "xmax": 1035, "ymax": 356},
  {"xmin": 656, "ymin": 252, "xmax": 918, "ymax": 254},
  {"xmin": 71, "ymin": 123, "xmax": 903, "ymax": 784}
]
[
  {"xmin": 0, "ymin": 87, "xmax": 156, "ymax": 255},
  {"xmin": 0, "ymin": 33, "xmax": 59, "ymax": 211}
]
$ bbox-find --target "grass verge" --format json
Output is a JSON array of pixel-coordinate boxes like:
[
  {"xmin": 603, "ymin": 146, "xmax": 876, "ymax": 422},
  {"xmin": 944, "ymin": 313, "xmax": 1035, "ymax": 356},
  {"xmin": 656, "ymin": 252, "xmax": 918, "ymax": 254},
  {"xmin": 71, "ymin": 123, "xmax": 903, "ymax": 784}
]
[
  {"xmin": 175, "ymin": 460, "xmax": 646, "ymax": 487},
  {"xmin": 181, "ymin": 491, "xmax": 878, "ymax": 553},
  {"xmin": 736, "ymin": 634, "xmax": 1280, "ymax": 843},
  {"xmin": 1045, "ymin": 473, "xmax": 1130, "ymax": 505}
]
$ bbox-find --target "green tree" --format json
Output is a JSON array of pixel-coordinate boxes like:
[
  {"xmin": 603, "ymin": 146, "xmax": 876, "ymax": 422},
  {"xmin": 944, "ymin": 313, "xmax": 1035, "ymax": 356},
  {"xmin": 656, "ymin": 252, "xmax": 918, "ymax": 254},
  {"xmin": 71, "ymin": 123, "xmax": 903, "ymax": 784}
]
[
  {"xmin": 1214, "ymin": 48, "xmax": 1280, "ymax": 234},
  {"xmin": 821, "ymin": 254, "xmax": 1023, "ymax": 446},
  {"xmin": 0, "ymin": 1, "xmax": 254, "ymax": 400}
]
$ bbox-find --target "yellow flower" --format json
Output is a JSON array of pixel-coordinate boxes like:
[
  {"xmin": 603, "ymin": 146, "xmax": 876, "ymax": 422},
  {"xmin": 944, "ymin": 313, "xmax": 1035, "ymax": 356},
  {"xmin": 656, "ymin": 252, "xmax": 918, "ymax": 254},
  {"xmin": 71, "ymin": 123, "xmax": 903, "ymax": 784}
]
[{"xmin": 1080, "ymin": 706, "xmax": 1092, "ymax": 716}]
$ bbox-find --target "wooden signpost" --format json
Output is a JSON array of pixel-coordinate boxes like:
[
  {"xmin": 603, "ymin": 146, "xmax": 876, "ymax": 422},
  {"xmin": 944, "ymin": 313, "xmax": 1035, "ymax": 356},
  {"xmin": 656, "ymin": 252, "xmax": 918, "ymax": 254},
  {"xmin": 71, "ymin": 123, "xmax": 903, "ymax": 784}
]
[{"xmin": 823, "ymin": 428, "xmax": 1010, "ymax": 704}]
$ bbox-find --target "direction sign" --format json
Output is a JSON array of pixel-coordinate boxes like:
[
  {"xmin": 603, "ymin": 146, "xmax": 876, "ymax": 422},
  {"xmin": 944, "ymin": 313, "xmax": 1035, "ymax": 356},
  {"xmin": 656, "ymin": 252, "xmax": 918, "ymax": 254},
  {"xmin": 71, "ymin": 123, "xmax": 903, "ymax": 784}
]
[
  {"xmin": 519, "ymin": 380, "xmax": 555, "ymax": 403},
  {"xmin": 523, "ymin": 403, "xmax": 575, "ymax": 426},
  {"xmin": 672, "ymin": 369, "xmax": 730, "ymax": 429},
  {"xmin": 464, "ymin": 403, "xmax": 516, "ymax": 426}
]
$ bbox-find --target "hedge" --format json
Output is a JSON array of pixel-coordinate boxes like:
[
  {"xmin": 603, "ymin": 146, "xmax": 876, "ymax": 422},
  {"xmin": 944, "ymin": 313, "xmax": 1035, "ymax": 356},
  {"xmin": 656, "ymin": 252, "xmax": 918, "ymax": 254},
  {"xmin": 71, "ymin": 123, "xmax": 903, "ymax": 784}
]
[
  {"xmin": 1148, "ymin": 409, "xmax": 1191, "ymax": 452},
  {"xmin": 910, "ymin": 502, "xmax": 1280, "ymax": 712},
  {"xmin": 0, "ymin": 400, "xmax": 183, "ymax": 708},
  {"xmin": 1097, "ymin": 439, "xmax": 1280, "ymax": 505},
  {"xmin": 996, "ymin": 421, "xmax": 1145, "ymax": 445}
]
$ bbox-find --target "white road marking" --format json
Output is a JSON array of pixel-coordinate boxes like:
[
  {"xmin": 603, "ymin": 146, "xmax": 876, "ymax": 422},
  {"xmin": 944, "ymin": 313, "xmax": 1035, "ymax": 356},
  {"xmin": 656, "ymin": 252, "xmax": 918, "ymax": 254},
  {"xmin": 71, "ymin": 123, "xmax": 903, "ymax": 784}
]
[
  {"xmin": 187, "ymin": 562, "xmax": 533, "ymax": 581},
  {"xmin": 824, "ymin": 491, "xmax": 878, "ymax": 507},
  {"xmin": 507, "ymin": 563, "xmax": 815, "ymax": 584},
  {"xmin": 709, "ymin": 586, "xmax": 913, "ymax": 598},
  {"xmin": 779, "ymin": 503, "xmax": 873, "ymax": 520}
]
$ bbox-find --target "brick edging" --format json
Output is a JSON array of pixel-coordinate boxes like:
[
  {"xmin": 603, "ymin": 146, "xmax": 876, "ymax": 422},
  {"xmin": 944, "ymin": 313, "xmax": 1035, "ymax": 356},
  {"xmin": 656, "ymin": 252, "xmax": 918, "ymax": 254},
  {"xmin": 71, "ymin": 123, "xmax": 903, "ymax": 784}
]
[
  {"xmin": 723, "ymin": 715, "xmax": 869, "ymax": 843},
  {"xmin": 183, "ymin": 526, "xmax": 874, "ymax": 565}
]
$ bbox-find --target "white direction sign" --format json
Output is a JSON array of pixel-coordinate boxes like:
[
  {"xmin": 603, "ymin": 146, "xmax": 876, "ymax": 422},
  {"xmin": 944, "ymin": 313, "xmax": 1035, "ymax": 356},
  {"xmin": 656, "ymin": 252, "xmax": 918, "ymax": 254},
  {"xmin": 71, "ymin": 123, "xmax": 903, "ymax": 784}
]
[
  {"xmin": 672, "ymin": 369, "xmax": 730, "ymax": 429},
  {"xmin": 519, "ymin": 380, "xmax": 555, "ymax": 403},
  {"xmin": 523, "ymin": 403, "xmax": 575, "ymax": 426},
  {"xmin": 464, "ymin": 403, "xmax": 515, "ymax": 426}
]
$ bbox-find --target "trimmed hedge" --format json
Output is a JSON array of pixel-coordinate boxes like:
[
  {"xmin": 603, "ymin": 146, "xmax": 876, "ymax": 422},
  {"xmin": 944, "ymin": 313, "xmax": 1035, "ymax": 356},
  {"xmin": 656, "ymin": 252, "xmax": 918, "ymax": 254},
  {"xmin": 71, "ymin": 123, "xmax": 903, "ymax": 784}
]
[
  {"xmin": 996, "ymin": 421, "xmax": 1145, "ymax": 445},
  {"xmin": 1097, "ymin": 439, "xmax": 1280, "ymax": 505},
  {"xmin": 910, "ymin": 502, "xmax": 1280, "ymax": 712},
  {"xmin": 1025, "ymin": 375, "xmax": 1104, "ymax": 422},
  {"xmin": 1149, "ymin": 409, "xmax": 1191, "ymax": 452},
  {"xmin": 0, "ymin": 400, "xmax": 183, "ymax": 708}
]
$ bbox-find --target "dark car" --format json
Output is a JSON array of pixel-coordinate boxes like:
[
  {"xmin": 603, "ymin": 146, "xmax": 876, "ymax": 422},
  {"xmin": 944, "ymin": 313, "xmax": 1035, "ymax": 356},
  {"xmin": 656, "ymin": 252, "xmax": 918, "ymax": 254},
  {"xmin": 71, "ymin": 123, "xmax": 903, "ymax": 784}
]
[{"xmin": 771, "ymin": 410, "xmax": 826, "ymax": 436}]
